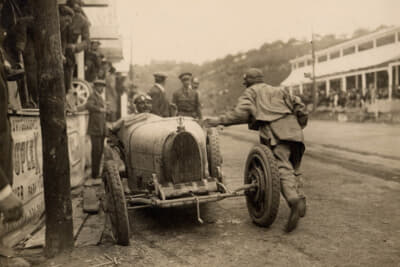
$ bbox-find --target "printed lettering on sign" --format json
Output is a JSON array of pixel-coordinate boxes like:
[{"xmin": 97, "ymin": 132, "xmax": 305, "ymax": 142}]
[
  {"xmin": 68, "ymin": 131, "xmax": 81, "ymax": 167},
  {"xmin": 1, "ymin": 116, "xmax": 45, "ymax": 239},
  {"xmin": 13, "ymin": 123, "xmax": 41, "ymax": 176}
]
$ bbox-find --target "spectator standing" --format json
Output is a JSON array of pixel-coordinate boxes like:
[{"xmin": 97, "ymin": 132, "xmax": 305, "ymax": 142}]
[
  {"xmin": 105, "ymin": 64, "xmax": 118, "ymax": 122},
  {"xmin": 86, "ymin": 80, "xmax": 108, "ymax": 180},
  {"xmin": 172, "ymin": 72, "xmax": 202, "ymax": 119},
  {"xmin": 369, "ymin": 83, "xmax": 376, "ymax": 104},
  {"xmin": 192, "ymin": 77, "xmax": 200, "ymax": 91},
  {"xmin": 0, "ymin": 11, "xmax": 29, "ymax": 265},
  {"xmin": 148, "ymin": 72, "xmax": 170, "ymax": 117},
  {"xmin": 64, "ymin": 0, "xmax": 90, "ymax": 92},
  {"xmin": 84, "ymin": 40, "xmax": 102, "ymax": 83},
  {"xmin": 115, "ymin": 72, "xmax": 127, "ymax": 119}
]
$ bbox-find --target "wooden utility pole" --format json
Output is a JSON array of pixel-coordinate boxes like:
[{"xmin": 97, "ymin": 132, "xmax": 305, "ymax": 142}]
[
  {"xmin": 33, "ymin": 0, "xmax": 74, "ymax": 257},
  {"xmin": 129, "ymin": 34, "xmax": 134, "ymax": 81},
  {"xmin": 311, "ymin": 33, "xmax": 318, "ymax": 112}
]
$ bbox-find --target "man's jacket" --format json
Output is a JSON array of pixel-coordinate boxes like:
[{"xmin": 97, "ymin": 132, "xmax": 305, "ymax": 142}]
[
  {"xmin": 86, "ymin": 92, "xmax": 107, "ymax": 136},
  {"xmin": 172, "ymin": 87, "xmax": 202, "ymax": 119},
  {"xmin": 0, "ymin": 48, "xmax": 12, "ymax": 191},
  {"xmin": 219, "ymin": 83, "xmax": 307, "ymax": 169},
  {"xmin": 148, "ymin": 84, "xmax": 170, "ymax": 117}
]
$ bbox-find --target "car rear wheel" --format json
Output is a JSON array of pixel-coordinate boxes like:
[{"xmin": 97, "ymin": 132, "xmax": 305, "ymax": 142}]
[
  {"xmin": 103, "ymin": 160, "xmax": 130, "ymax": 246},
  {"xmin": 244, "ymin": 144, "xmax": 280, "ymax": 227}
]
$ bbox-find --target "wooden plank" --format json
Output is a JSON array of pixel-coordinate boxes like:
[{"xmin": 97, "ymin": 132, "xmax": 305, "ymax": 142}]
[
  {"xmin": 72, "ymin": 196, "xmax": 89, "ymax": 237},
  {"xmin": 83, "ymin": 187, "xmax": 100, "ymax": 214},
  {"xmin": 23, "ymin": 196, "xmax": 88, "ymax": 248},
  {"xmin": 75, "ymin": 212, "xmax": 105, "ymax": 247},
  {"xmin": 24, "ymin": 226, "xmax": 45, "ymax": 248}
]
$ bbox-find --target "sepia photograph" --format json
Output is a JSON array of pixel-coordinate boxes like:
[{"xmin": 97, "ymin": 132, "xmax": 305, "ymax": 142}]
[{"xmin": 0, "ymin": 0, "xmax": 399, "ymax": 266}]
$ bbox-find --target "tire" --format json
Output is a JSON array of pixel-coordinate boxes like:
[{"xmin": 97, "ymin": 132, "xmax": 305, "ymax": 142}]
[
  {"xmin": 103, "ymin": 160, "xmax": 130, "ymax": 245},
  {"xmin": 72, "ymin": 78, "xmax": 93, "ymax": 106},
  {"xmin": 206, "ymin": 127, "xmax": 223, "ymax": 181},
  {"xmin": 244, "ymin": 144, "xmax": 280, "ymax": 227}
]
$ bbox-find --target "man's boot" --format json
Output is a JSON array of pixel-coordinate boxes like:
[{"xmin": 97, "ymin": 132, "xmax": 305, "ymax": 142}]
[
  {"xmin": 286, "ymin": 198, "xmax": 300, "ymax": 233},
  {"xmin": 299, "ymin": 196, "xmax": 306, "ymax": 218}
]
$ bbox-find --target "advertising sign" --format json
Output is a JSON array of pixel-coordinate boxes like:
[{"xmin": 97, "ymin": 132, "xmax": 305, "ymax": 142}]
[
  {"xmin": 0, "ymin": 112, "xmax": 90, "ymax": 243},
  {"xmin": 0, "ymin": 116, "xmax": 44, "ymax": 240}
]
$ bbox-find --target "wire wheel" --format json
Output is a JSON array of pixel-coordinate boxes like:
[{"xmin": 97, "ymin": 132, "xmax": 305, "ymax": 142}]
[
  {"xmin": 206, "ymin": 127, "xmax": 223, "ymax": 181},
  {"xmin": 103, "ymin": 160, "xmax": 130, "ymax": 246},
  {"xmin": 244, "ymin": 145, "xmax": 280, "ymax": 227},
  {"xmin": 72, "ymin": 79, "xmax": 93, "ymax": 106}
]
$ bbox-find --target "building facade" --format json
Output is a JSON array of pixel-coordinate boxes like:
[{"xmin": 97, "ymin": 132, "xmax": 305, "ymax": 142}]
[{"xmin": 281, "ymin": 26, "xmax": 400, "ymax": 112}]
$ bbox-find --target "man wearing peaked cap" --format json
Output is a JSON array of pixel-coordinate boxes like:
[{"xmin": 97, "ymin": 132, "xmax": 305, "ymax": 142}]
[
  {"xmin": 204, "ymin": 67, "xmax": 308, "ymax": 233},
  {"xmin": 148, "ymin": 72, "xmax": 171, "ymax": 117},
  {"xmin": 172, "ymin": 72, "xmax": 202, "ymax": 119},
  {"xmin": 86, "ymin": 79, "xmax": 108, "ymax": 181},
  {"xmin": 243, "ymin": 68, "xmax": 264, "ymax": 83},
  {"xmin": 178, "ymin": 72, "xmax": 192, "ymax": 81},
  {"xmin": 153, "ymin": 72, "xmax": 168, "ymax": 79}
]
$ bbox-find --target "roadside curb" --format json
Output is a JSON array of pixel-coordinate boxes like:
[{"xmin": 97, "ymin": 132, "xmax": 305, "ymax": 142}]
[{"xmin": 222, "ymin": 130, "xmax": 400, "ymax": 182}]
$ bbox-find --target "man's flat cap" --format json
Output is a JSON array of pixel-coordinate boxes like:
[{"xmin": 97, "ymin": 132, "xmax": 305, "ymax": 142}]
[
  {"xmin": 243, "ymin": 68, "xmax": 264, "ymax": 80},
  {"xmin": 179, "ymin": 72, "xmax": 192, "ymax": 81},
  {"xmin": 93, "ymin": 79, "xmax": 106, "ymax": 85},
  {"xmin": 153, "ymin": 72, "xmax": 168, "ymax": 78},
  {"xmin": 59, "ymin": 5, "xmax": 75, "ymax": 17}
]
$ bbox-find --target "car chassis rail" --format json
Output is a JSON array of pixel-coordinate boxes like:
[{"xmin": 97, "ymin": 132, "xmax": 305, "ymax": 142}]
[{"xmin": 124, "ymin": 181, "xmax": 258, "ymax": 223}]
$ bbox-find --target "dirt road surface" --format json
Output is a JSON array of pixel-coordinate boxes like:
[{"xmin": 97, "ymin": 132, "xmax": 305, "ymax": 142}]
[{"xmin": 33, "ymin": 127, "xmax": 400, "ymax": 267}]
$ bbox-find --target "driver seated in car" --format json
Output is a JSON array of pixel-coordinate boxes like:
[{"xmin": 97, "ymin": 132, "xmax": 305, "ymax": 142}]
[{"xmin": 109, "ymin": 93, "xmax": 158, "ymax": 133}]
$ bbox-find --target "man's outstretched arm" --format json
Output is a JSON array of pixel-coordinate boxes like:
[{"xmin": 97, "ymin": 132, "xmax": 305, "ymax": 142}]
[{"xmin": 205, "ymin": 88, "xmax": 256, "ymax": 127}]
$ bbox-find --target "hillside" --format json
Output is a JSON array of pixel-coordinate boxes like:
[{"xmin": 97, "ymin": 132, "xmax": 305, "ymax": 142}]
[{"xmin": 131, "ymin": 26, "xmax": 389, "ymax": 115}]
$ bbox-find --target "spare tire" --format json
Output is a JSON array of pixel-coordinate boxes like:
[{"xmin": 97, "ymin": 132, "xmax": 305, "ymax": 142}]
[{"xmin": 72, "ymin": 78, "xmax": 93, "ymax": 106}]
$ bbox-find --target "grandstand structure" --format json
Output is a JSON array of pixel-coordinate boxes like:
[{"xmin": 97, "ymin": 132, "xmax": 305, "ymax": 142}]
[{"xmin": 281, "ymin": 26, "xmax": 400, "ymax": 112}]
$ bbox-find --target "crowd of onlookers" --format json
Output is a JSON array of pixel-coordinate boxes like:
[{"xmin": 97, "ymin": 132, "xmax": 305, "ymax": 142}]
[
  {"xmin": 298, "ymin": 84, "xmax": 394, "ymax": 110},
  {"xmin": 0, "ymin": 0, "xmax": 115, "ymax": 111}
]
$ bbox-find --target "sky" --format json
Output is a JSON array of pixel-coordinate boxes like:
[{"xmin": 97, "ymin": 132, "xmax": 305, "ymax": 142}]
[{"xmin": 115, "ymin": 0, "xmax": 400, "ymax": 66}]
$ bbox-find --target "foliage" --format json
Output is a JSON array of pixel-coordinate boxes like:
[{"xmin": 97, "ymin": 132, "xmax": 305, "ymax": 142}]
[{"xmin": 132, "ymin": 26, "xmax": 389, "ymax": 115}]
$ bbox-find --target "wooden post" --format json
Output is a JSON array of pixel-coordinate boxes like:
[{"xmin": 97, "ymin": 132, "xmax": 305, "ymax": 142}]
[
  {"xmin": 362, "ymin": 72, "xmax": 366, "ymax": 95},
  {"xmin": 326, "ymin": 79, "xmax": 330, "ymax": 95},
  {"xmin": 342, "ymin": 76, "xmax": 347, "ymax": 92},
  {"xmin": 311, "ymin": 33, "xmax": 317, "ymax": 111},
  {"xmin": 355, "ymin": 74, "xmax": 359, "ymax": 90},
  {"xmin": 388, "ymin": 67, "xmax": 392, "ymax": 101},
  {"xmin": 33, "ymin": 0, "xmax": 74, "ymax": 257}
]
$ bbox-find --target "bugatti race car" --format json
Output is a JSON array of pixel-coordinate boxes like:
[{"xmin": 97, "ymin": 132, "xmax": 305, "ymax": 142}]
[{"xmin": 103, "ymin": 113, "xmax": 280, "ymax": 245}]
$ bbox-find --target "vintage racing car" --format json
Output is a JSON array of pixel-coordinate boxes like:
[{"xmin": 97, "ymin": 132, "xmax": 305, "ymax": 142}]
[{"xmin": 103, "ymin": 113, "xmax": 280, "ymax": 245}]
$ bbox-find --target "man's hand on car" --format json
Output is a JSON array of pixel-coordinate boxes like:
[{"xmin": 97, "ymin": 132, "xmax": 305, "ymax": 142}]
[{"xmin": 203, "ymin": 117, "xmax": 221, "ymax": 128}]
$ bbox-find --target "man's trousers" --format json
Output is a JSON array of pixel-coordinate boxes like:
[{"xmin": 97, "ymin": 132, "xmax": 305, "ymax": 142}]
[
  {"xmin": 90, "ymin": 135, "xmax": 105, "ymax": 178},
  {"xmin": 272, "ymin": 142, "xmax": 302, "ymax": 204}
]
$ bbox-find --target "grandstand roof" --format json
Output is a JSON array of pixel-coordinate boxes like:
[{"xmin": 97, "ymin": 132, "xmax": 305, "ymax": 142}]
[{"xmin": 281, "ymin": 40, "xmax": 400, "ymax": 87}]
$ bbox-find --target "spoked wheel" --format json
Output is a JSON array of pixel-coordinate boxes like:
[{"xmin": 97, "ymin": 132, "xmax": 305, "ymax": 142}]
[
  {"xmin": 72, "ymin": 79, "xmax": 93, "ymax": 106},
  {"xmin": 206, "ymin": 127, "xmax": 223, "ymax": 182},
  {"xmin": 103, "ymin": 160, "xmax": 130, "ymax": 246},
  {"xmin": 244, "ymin": 144, "xmax": 280, "ymax": 227}
]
